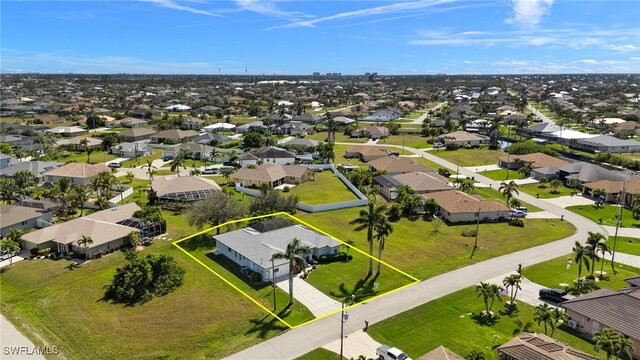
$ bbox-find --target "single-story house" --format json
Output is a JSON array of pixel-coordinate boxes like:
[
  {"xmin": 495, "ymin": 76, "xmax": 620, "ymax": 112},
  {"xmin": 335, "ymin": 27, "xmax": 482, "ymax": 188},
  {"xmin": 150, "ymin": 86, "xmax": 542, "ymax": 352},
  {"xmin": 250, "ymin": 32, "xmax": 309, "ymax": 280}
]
[
  {"xmin": 0, "ymin": 154, "xmax": 17, "ymax": 170},
  {"xmin": 351, "ymin": 126, "xmax": 390, "ymax": 139},
  {"xmin": 119, "ymin": 128, "xmax": 157, "ymax": 142},
  {"xmin": 0, "ymin": 161, "xmax": 61, "ymax": 183},
  {"xmin": 496, "ymin": 333, "xmax": 597, "ymax": 360},
  {"xmin": 20, "ymin": 203, "xmax": 142, "ymax": 257},
  {"xmin": 151, "ymin": 176, "xmax": 221, "ymax": 202},
  {"xmin": 202, "ymin": 123, "xmax": 236, "ymax": 132},
  {"xmin": 213, "ymin": 220, "xmax": 341, "ymax": 281},
  {"xmin": 197, "ymin": 105, "xmax": 221, "ymax": 114},
  {"xmin": 368, "ymin": 156, "xmax": 435, "ymax": 175},
  {"xmin": 417, "ymin": 346, "xmax": 463, "ymax": 360},
  {"xmin": 425, "ymin": 190, "xmax": 510, "ymax": 223},
  {"xmin": 438, "ymin": 131, "xmax": 489, "ymax": 147},
  {"xmin": 582, "ymin": 177, "xmax": 640, "ymax": 206},
  {"xmin": 292, "ymin": 113, "xmax": 323, "ymax": 124},
  {"xmin": 283, "ymin": 138, "xmax": 320, "ymax": 149},
  {"xmin": 110, "ymin": 117, "xmax": 149, "ymax": 128},
  {"xmin": 238, "ymin": 146, "xmax": 296, "ymax": 167},
  {"xmin": 56, "ymin": 136, "xmax": 103, "ymax": 150},
  {"xmin": 498, "ymin": 152, "xmax": 568, "ymax": 170},
  {"xmin": 233, "ymin": 163, "xmax": 312, "ymax": 188},
  {"xmin": 363, "ymin": 107, "xmax": 402, "ymax": 122},
  {"xmin": 181, "ymin": 117, "xmax": 205, "ymax": 130},
  {"xmin": 44, "ymin": 126, "xmax": 87, "ymax": 137},
  {"xmin": 333, "ymin": 116, "xmax": 355, "ymax": 125},
  {"xmin": 110, "ymin": 140, "xmax": 153, "ymax": 158},
  {"xmin": 373, "ymin": 171, "xmax": 450, "ymax": 201},
  {"xmin": 557, "ymin": 162, "xmax": 625, "ymax": 184},
  {"xmin": 532, "ymin": 166, "xmax": 562, "ymax": 181},
  {"xmin": 562, "ymin": 287, "xmax": 640, "ymax": 359},
  {"xmin": 573, "ymin": 135, "xmax": 640, "ymax": 153},
  {"xmin": 43, "ymin": 163, "xmax": 111, "ymax": 186},
  {"xmin": 0, "ymin": 204, "xmax": 54, "ymax": 238},
  {"xmin": 150, "ymin": 129, "xmax": 198, "ymax": 144},
  {"xmin": 164, "ymin": 104, "xmax": 191, "ymax": 112},
  {"xmin": 236, "ymin": 121, "xmax": 266, "ymax": 134},
  {"xmin": 464, "ymin": 119, "xmax": 494, "ymax": 134},
  {"xmin": 344, "ymin": 146, "xmax": 388, "ymax": 162},
  {"xmin": 192, "ymin": 132, "xmax": 232, "ymax": 145},
  {"xmin": 273, "ymin": 121, "xmax": 315, "ymax": 136}
]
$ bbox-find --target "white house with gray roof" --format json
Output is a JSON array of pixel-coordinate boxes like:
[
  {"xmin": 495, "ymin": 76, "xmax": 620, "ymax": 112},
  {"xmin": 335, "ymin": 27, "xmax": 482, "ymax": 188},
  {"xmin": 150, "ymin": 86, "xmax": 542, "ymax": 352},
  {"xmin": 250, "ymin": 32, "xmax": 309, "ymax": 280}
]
[{"xmin": 213, "ymin": 221, "xmax": 341, "ymax": 281}]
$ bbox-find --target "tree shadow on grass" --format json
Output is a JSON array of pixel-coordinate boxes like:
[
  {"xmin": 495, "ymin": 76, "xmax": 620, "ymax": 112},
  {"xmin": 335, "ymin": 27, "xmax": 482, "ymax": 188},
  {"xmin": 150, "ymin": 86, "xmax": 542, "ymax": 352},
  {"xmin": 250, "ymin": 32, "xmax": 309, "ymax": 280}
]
[
  {"xmin": 329, "ymin": 274, "xmax": 377, "ymax": 300},
  {"xmin": 499, "ymin": 303, "xmax": 520, "ymax": 318},
  {"xmin": 204, "ymin": 253, "xmax": 270, "ymax": 292},
  {"xmin": 471, "ymin": 312, "xmax": 500, "ymax": 327},
  {"xmin": 245, "ymin": 306, "xmax": 291, "ymax": 339}
]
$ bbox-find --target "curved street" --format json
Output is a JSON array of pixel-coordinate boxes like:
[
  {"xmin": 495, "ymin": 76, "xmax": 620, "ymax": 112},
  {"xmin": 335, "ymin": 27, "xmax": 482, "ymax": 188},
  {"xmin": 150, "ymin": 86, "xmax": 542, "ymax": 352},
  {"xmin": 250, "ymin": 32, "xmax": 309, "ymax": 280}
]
[{"xmin": 227, "ymin": 141, "xmax": 636, "ymax": 359}]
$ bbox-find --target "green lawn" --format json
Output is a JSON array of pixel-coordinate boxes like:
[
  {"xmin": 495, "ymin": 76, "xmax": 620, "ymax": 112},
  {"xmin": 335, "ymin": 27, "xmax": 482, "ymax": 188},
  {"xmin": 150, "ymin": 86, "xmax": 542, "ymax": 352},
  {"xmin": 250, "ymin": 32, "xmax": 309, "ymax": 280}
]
[
  {"xmin": 368, "ymin": 286, "xmax": 605, "ymax": 360},
  {"xmin": 308, "ymin": 132, "xmax": 369, "ymax": 144},
  {"xmin": 518, "ymin": 182, "xmax": 576, "ymax": 199},
  {"xmin": 480, "ymin": 168, "xmax": 525, "ymax": 181},
  {"xmin": 333, "ymin": 144, "xmax": 369, "ymax": 165},
  {"xmin": 120, "ymin": 149, "xmax": 163, "ymax": 168},
  {"xmin": 378, "ymin": 134, "xmax": 431, "ymax": 149},
  {"xmin": 605, "ymin": 236, "xmax": 640, "ymax": 256},
  {"xmin": 296, "ymin": 348, "xmax": 343, "ymax": 360},
  {"xmin": 524, "ymin": 255, "xmax": 640, "ymax": 292},
  {"xmin": 473, "ymin": 187, "xmax": 542, "ymax": 212},
  {"xmin": 566, "ymin": 205, "xmax": 638, "ymax": 228},
  {"xmin": 59, "ymin": 150, "xmax": 119, "ymax": 164},
  {"xmin": 296, "ymin": 208, "xmax": 575, "ymax": 280},
  {"xmin": 0, "ymin": 239, "xmax": 298, "ymax": 359},
  {"xmin": 287, "ymin": 170, "xmax": 359, "ymax": 204},
  {"xmin": 414, "ymin": 156, "xmax": 449, "ymax": 173},
  {"xmin": 431, "ymin": 148, "xmax": 506, "ymax": 167}
]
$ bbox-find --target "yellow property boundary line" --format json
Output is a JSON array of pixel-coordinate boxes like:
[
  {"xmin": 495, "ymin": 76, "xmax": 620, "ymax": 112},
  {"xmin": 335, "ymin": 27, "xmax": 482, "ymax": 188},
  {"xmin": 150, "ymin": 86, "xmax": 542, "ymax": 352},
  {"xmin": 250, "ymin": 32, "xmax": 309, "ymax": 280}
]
[{"xmin": 172, "ymin": 212, "xmax": 420, "ymax": 329}]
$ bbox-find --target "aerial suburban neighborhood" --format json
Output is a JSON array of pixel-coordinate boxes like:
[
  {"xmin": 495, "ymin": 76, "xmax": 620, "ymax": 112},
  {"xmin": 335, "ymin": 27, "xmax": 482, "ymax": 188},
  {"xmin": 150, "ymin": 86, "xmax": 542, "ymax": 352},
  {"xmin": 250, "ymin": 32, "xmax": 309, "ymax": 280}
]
[{"xmin": 1, "ymin": 1, "xmax": 640, "ymax": 359}]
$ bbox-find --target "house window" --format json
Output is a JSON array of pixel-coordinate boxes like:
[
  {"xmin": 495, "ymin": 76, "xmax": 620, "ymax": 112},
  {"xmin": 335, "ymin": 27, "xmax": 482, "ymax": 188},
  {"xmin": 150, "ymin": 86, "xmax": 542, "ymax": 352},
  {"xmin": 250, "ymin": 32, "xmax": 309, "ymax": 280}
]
[
  {"xmin": 227, "ymin": 247, "xmax": 231, "ymax": 253},
  {"xmin": 21, "ymin": 221, "xmax": 28, "ymax": 225}
]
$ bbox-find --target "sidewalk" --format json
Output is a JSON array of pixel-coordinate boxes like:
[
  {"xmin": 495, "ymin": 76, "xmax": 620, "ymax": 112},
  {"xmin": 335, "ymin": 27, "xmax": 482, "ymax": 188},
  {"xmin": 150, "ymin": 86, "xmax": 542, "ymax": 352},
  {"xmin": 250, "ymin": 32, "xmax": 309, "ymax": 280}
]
[
  {"xmin": 276, "ymin": 276, "xmax": 342, "ymax": 318},
  {"xmin": 0, "ymin": 314, "xmax": 45, "ymax": 359},
  {"xmin": 603, "ymin": 251, "xmax": 640, "ymax": 268},
  {"xmin": 602, "ymin": 226, "xmax": 640, "ymax": 239}
]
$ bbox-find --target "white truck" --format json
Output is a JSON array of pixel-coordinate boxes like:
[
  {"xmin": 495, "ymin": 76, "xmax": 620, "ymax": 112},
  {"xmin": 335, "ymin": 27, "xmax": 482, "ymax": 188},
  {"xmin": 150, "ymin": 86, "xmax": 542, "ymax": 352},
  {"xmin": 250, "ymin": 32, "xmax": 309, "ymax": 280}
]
[{"xmin": 376, "ymin": 345, "xmax": 411, "ymax": 360}]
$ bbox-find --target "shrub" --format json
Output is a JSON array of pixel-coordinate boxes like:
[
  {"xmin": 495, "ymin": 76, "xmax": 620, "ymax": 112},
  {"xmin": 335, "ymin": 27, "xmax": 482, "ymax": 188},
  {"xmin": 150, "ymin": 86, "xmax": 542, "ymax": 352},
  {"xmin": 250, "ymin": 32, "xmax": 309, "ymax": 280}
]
[
  {"xmin": 249, "ymin": 271, "xmax": 262, "ymax": 283},
  {"xmin": 508, "ymin": 218, "xmax": 525, "ymax": 227},
  {"xmin": 318, "ymin": 252, "xmax": 349, "ymax": 264},
  {"xmin": 437, "ymin": 168, "xmax": 451, "ymax": 178},
  {"xmin": 464, "ymin": 144, "xmax": 473, "ymax": 149},
  {"xmin": 461, "ymin": 229, "xmax": 477, "ymax": 237},
  {"xmin": 282, "ymin": 186, "xmax": 290, "ymax": 193}
]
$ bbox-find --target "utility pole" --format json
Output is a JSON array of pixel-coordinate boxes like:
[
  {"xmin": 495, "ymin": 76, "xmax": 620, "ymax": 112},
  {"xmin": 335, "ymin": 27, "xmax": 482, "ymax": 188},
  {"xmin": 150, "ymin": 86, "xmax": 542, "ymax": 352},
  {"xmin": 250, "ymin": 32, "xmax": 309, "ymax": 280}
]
[
  {"xmin": 470, "ymin": 203, "xmax": 481, "ymax": 258},
  {"xmin": 611, "ymin": 177, "xmax": 627, "ymax": 275},
  {"xmin": 271, "ymin": 257, "xmax": 277, "ymax": 311}
]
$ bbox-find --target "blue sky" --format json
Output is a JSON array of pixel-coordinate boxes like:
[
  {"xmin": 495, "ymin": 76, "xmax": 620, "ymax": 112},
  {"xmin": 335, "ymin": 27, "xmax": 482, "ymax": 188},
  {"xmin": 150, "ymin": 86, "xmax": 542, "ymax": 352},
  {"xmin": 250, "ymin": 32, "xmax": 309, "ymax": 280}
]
[{"xmin": 1, "ymin": 0, "xmax": 639, "ymax": 75}]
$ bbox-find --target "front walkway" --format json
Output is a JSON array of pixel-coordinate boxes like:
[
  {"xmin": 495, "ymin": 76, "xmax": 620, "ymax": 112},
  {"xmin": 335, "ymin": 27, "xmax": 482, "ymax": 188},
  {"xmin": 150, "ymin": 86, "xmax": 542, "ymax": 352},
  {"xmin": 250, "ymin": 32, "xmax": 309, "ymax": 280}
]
[
  {"xmin": 466, "ymin": 164, "xmax": 501, "ymax": 172},
  {"xmin": 541, "ymin": 194, "xmax": 595, "ymax": 208},
  {"xmin": 276, "ymin": 276, "xmax": 342, "ymax": 318}
]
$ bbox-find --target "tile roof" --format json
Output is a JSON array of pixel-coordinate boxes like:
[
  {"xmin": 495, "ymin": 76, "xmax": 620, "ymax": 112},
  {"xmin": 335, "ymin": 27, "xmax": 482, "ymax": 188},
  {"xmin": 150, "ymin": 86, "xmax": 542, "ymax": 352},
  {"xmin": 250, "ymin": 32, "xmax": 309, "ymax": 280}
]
[
  {"xmin": 425, "ymin": 190, "xmax": 509, "ymax": 214},
  {"xmin": 393, "ymin": 171, "xmax": 450, "ymax": 192},
  {"xmin": 368, "ymin": 156, "xmax": 435, "ymax": 174},
  {"xmin": 233, "ymin": 163, "xmax": 309, "ymax": 183},
  {"xmin": 439, "ymin": 130, "xmax": 486, "ymax": 142},
  {"xmin": 497, "ymin": 333, "xmax": 597, "ymax": 360},
  {"xmin": 345, "ymin": 145, "xmax": 388, "ymax": 156},
  {"xmin": 241, "ymin": 146, "xmax": 296, "ymax": 160},
  {"xmin": 417, "ymin": 346, "xmax": 464, "ymax": 360},
  {"xmin": 498, "ymin": 152, "xmax": 568, "ymax": 169},
  {"xmin": 562, "ymin": 287, "xmax": 640, "ymax": 339},
  {"xmin": 43, "ymin": 162, "xmax": 110, "ymax": 179},
  {"xmin": 153, "ymin": 129, "xmax": 198, "ymax": 139},
  {"xmin": 0, "ymin": 204, "xmax": 52, "ymax": 228},
  {"xmin": 625, "ymin": 274, "xmax": 640, "ymax": 287},
  {"xmin": 558, "ymin": 162, "xmax": 625, "ymax": 183}
]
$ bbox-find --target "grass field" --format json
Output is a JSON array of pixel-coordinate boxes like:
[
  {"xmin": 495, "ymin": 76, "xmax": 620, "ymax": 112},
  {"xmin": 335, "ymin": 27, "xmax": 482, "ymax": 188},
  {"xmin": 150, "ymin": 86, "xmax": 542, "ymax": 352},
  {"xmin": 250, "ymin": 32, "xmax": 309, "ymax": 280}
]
[
  {"xmin": 295, "ymin": 208, "xmax": 575, "ymax": 280},
  {"xmin": 378, "ymin": 134, "xmax": 431, "ymax": 149},
  {"xmin": 120, "ymin": 149, "xmax": 163, "ymax": 168},
  {"xmin": 480, "ymin": 168, "xmax": 525, "ymax": 181},
  {"xmin": 288, "ymin": 171, "xmax": 359, "ymax": 204},
  {"xmin": 431, "ymin": 148, "xmax": 506, "ymax": 167},
  {"xmin": 518, "ymin": 182, "xmax": 576, "ymax": 199},
  {"xmin": 307, "ymin": 132, "xmax": 369, "ymax": 144},
  {"xmin": 566, "ymin": 205, "xmax": 638, "ymax": 228},
  {"xmin": 296, "ymin": 348, "xmax": 343, "ymax": 360},
  {"xmin": 368, "ymin": 286, "xmax": 604, "ymax": 359},
  {"xmin": 332, "ymin": 144, "xmax": 369, "ymax": 166},
  {"xmin": 59, "ymin": 150, "xmax": 119, "ymax": 164},
  {"xmin": 0, "ymin": 239, "xmax": 298, "ymax": 359},
  {"xmin": 605, "ymin": 236, "xmax": 640, "ymax": 256},
  {"xmin": 524, "ymin": 255, "xmax": 640, "ymax": 291}
]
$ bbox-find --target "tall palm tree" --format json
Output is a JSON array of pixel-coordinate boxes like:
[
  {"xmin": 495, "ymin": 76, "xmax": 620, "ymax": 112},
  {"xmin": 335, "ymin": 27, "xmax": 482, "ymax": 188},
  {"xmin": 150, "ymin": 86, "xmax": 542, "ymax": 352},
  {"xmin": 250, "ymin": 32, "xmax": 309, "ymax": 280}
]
[
  {"xmin": 70, "ymin": 185, "xmax": 90, "ymax": 217},
  {"xmin": 350, "ymin": 199, "xmax": 388, "ymax": 277},
  {"xmin": 475, "ymin": 282, "xmax": 501, "ymax": 317},
  {"xmin": 585, "ymin": 232, "xmax": 606, "ymax": 277},
  {"xmin": 170, "ymin": 155, "xmax": 187, "ymax": 176},
  {"xmin": 79, "ymin": 138, "xmax": 91, "ymax": 163},
  {"xmin": 502, "ymin": 273, "xmax": 522, "ymax": 306},
  {"xmin": 271, "ymin": 237, "xmax": 312, "ymax": 307},
  {"xmin": 533, "ymin": 303, "xmax": 553, "ymax": 335},
  {"xmin": 142, "ymin": 159, "xmax": 157, "ymax": 183},
  {"xmin": 593, "ymin": 328, "xmax": 633, "ymax": 360},
  {"xmin": 499, "ymin": 181, "xmax": 520, "ymax": 206},
  {"xmin": 549, "ymin": 307, "xmax": 568, "ymax": 336},
  {"xmin": 597, "ymin": 241, "xmax": 612, "ymax": 278},
  {"xmin": 374, "ymin": 211, "xmax": 393, "ymax": 276},
  {"xmin": 573, "ymin": 241, "xmax": 590, "ymax": 280},
  {"xmin": 459, "ymin": 181, "xmax": 475, "ymax": 194},
  {"xmin": 77, "ymin": 235, "xmax": 93, "ymax": 260}
]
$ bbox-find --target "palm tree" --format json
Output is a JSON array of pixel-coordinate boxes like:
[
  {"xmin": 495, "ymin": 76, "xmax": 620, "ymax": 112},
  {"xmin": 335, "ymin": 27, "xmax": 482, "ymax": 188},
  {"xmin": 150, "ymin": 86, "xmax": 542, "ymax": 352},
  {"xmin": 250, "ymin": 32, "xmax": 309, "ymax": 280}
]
[
  {"xmin": 502, "ymin": 273, "xmax": 522, "ymax": 307},
  {"xmin": 549, "ymin": 307, "xmax": 568, "ymax": 336},
  {"xmin": 593, "ymin": 188, "xmax": 606, "ymax": 208},
  {"xmin": 70, "ymin": 185, "xmax": 90, "ymax": 217},
  {"xmin": 585, "ymin": 232, "xmax": 606, "ymax": 277},
  {"xmin": 271, "ymin": 237, "xmax": 312, "ymax": 307},
  {"xmin": 170, "ymin": 155, "xmax": 187, "ymax": 176},
  {"xmin": 533, "ymin": 303, "xmax": 553, "ymax": 335},
  {"xmin": 549, "ymin": 179, "xmax": 563, "ymax": 194},
  {"xmin": 568, "ymin": 179, "xmax": 581, "ymax": 195},
  {"xmin": 77, "ymin": 235, "xmax": 94, "ymax": 260},
  {"xmin": 464, "ymin": 350, "xmax": 485, "ymax": 360},
  {"xmin": 499, "ymin": 181, "xmax": 520, "ymax": 206},
  {"xmin": 79, "ymin": 138, "xmax": 91, "ymax": 163},
  {"xmin": 2, "ymin": 229, "xmax": 23, "ymax": 266},
  {"xmin": 459, "ymin": 181, "xmax": 475, "ymax": 194},
  {"xmin": 573, "ymin": 241, "xmax": 590, "ymax": 280},
  {"xmin": 374, "ymin": 211, "xmax": 393, "ymax": 276},
  {"xmin": 142, "ymin": 159, "xmax": 157, "ymax": 183},
  {"xmin": 475, "ymin": 282, "xmax": 501, "ymax": 317},
  {"xmin": 350, "ymin": 198, "xmax": 388, "ymax": 277},
  {"xmin": 512, "ymin": 319, "xmax": 534, "ymax": 336},
  {"xmin": 538, "ymin": 177, "xmax": 548, "ymax": 189},
  {"xmin": 597, "ymin": 241, "xmax": 612, "ymax": 278},
  {"xmin": 127, "ymin": 231, "xmax": 141, "ymax": 248},
  {"xmin": 593, "ymin": 328, "xmax": 633, "ymax": 360}
]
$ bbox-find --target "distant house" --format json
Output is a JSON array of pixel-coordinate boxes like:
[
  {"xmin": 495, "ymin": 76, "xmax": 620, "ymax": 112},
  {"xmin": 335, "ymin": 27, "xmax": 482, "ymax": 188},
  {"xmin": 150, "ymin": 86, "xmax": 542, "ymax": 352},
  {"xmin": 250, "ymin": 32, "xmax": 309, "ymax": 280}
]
[
  {"xmin": 582, "ymin": 177, "xmax": 640, "ymax": 206},
  {"xmin": 274, "ymin": 121, "xmax": 315, "ymax": 136},
  {"xmin": 425, "ymin": 190, "xmax": 510, "ymax": 223},
  {"xmin": 164, "ymin": 104, "xmax": 191, "ymax": 112},
  {"xmin": 496, "ymin": 333, "xmax": 597, "ymax": 360},
  {"xmin": 562, "ymin": 287, "xmax": 640, "ymax": 359},
  {"xmin": 192, "ymin": 132, "xmax": 232, "ymax": 145},
  {"xmin": 20, "ymin": 203, "xmax": 142, "ymax": 257},
  {"xmin": 44, "ymin": 126, "xmax": 87, "ymax": 137},
  {"xmin": 0, "ymin": 161, "xmax": 61, "ymax": 183},
  {"xmin": 351, "ymin": 126, "xmax": 389, "ymax": 139},
  {"xmin": 238, "ymin": 146, "xmax": 296, "ymax": 167},
  {"xmin": 498, "ymin": 152, "xmax": 568, "ymax": 170},
  {"xmin": 181, "ymin": 117, "xmax": 205, "ymax": 130},
  {"xmin": 233, "ymin": 163, "xmax": 312, "ymax": 188},
  {"xmin": 151, "ymin": 176, "xmax": 221, "ymax": 202},
  {"xmin": 111, "ymin": 117, "xmax": 149, "ymax": 128},
  {"xmin": 368, "ymin": 156, "xmax": 434, "ymax": 175},
  {"xmin": 333, "ymin": 116, "xmax": 355, "ymax": 125},
  {"xmin": 438, "ymin": 131, "xmax": 489, "ymax": 147},
  {"xmin": 202, "ymin": 123, "xmax": 236, "ymax": 132},
  {"xmin": 364, "ymin": 107, "xmax": 402, "ymax": 122},
  {"xmin": 373, "ymin": 171, "xmax": 450, "ymax": 200},
  {"xmin": 110, "ymin": 140, "xmax": 153, "ymax": 158},
  {"xmin": 197, "ymin": 105, "xmax": 221, "ymax": 114},
  {"xmin": 119, "ymin": 128, "xmax": 157, "ymax": 142},
  {"xmin": 292, "ymin": 113, "xmax": 323, "ymax": 124},
  {"xmin": 0, "ymin": 154, "xmax": 17, "ymax": 170},
  {"xmin": 464, "ymin": 119, "xmax": 495, "ymax": 134},
  {"xmin": 236, "ymin": 121, "xmax": 266, "ymax": 134},
  {"xmin": 0, "ymin": 204, "xmax": 53, "ymax": 238},
  {"xmin": 151, "ymin": 129, "xmax": 198, "ymax": 144},
  {"xmin": 283, "ymin": 138, "xmax": 320, "ymax": 149},
  {"xmin": 556, "ymin": 162, "xmax": 625, "ymax": 184},
  {"xmin": 573, "ymin": 135, "xmax": 640, "ymax": 153},
  {"xmin": 213, "ymin": 220, "xmax": 341, "ymax": 281},
  {"xmin": 344, "ymin": 145, "xmax": 389, "ymax": 162},
  {"xmin": 56, "ymin": 136, "xmax": 103, "ymax": 151},
  {"xmin": 43, "ymin": 163, "xmax": 111, "ymax": 186}
]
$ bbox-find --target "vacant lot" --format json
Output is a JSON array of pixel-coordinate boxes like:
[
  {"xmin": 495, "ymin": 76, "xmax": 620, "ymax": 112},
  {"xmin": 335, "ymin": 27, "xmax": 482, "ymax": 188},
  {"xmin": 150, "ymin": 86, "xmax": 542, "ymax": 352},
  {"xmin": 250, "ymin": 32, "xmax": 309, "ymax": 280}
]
[
  {"xmin": 605, "ymin": 236, "xmax": 640, "ymax": 256},
  {"xmin": 368, "ymin": 286, "xmax": 604, "ymax": 359},
  {"xmin": 296, "ymin": 208, "xmax": 575, "ymax": 280},
  {"xmin": 518, "ymin": 182, "xmax": 576, "ymax": 199},
  {"xmin": 307, "ymin": 132, "xmax": 368, "ymax": 144},
  {"xmin": 566, "ymin": 205, "xmax": 638, "ymax": 228},
  {"xmin": 378, "ymin": 134, "xmax": 431, "ymax": 149},
  {"xmin": 432, "ymin": 148, "xmax": 506, "ymax": 167},
  {"xmin": 288, "ymin": 171, "xmax": 359, "ymax": 204},
  {"xmin": 480, "ymin": 168, "xmax": 525, "ymax": 181}
]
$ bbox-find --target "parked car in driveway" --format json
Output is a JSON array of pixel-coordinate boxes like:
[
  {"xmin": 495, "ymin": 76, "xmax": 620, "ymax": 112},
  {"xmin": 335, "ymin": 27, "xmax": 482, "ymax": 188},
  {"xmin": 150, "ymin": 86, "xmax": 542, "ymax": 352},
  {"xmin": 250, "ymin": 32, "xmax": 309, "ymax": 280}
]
[
  {"xmin": 539, "ymin": 288, "xmax": 575, "ymax": 303},
  {"xmin": 377, "ymin": 345, "xmax": 411, "ymax": 360},
  {"xmin": 509, "ymin": 210, "xmax": 527, "ymax": 218},
  {"xmin": 202, "ymin": 168, "xmax": 217, "ymax": 174},
  {"xmin": 0, "ymin": 250, "xmax": 19, "ymax": 261},
  {"xmin": 108, "ymin": 162, "xmax": 122, "ymax": 168}
]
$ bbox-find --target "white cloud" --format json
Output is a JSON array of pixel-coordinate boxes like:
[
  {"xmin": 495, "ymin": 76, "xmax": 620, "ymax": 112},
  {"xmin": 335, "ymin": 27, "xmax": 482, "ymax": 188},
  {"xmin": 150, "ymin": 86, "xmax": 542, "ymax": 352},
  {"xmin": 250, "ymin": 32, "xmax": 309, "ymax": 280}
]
[
  {"xmin": 506, "ymin": 0, "xmax": 554, "ymax": 28},
  {"xmin": 576, "ymin": 59, "xmax": 597, "ymax": 64},
  {"xmin": 604, "ymin": 44, "xmax": 638, "ymax": 52},
  {"xmin": 276, "ymin": 0, "xmax": 456, "ymax": 29},
  {"xmin": 144, "ymin": 0, "xmax": 223, "ymax": 17},
  {"xmin": 234, "ymin": 0, "xmax": 310, "ymax": 19},
  {"xmin": 463, "ymin": 60, "xmax": 473, "ymax": 64}
]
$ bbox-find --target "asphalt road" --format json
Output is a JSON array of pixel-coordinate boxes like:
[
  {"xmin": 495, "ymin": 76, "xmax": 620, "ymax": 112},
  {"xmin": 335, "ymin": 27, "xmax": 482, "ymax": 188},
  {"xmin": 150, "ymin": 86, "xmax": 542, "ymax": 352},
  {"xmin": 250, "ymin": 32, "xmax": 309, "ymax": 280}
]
[{"xmin": 227, "ymin": 143, "xmax": 608, "ymax": 359}]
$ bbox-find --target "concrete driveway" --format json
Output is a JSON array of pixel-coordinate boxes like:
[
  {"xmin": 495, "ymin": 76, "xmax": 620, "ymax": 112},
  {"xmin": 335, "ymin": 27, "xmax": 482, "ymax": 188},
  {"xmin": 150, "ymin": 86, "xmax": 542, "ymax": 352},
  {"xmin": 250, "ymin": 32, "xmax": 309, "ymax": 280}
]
[
  {"xmin": 0, "ymin": 250, "xmax": 30, "ymax": 269},
  {"xmin": 322, "ymin": 330, "xmax": 382, "ymax": 359},
  {"xmin": 482, "ymin": 271, "xmax": 558, "ymax": 309},
  {"xmin": 541, "ymin": 195, "xmax": 595, "ymax": 208},
  {"xmin": 276, "ymin": 276, "xmax": 342, "ymax": 318}
]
